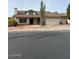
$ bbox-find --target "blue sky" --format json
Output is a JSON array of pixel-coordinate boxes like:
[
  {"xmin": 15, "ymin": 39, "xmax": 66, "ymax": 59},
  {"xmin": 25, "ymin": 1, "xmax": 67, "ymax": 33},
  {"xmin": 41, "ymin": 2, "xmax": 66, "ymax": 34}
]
[{"xmin": 8, "ymin": 0, "xmax": 70, "ymax": 16}]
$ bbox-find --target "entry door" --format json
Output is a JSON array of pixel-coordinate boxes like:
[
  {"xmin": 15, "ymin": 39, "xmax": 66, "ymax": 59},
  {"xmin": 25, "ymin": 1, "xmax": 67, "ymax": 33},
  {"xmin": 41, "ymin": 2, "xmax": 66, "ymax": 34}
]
[{"xmin": 30, "ymin": 18, "xmax": 34, "ymax": 25}]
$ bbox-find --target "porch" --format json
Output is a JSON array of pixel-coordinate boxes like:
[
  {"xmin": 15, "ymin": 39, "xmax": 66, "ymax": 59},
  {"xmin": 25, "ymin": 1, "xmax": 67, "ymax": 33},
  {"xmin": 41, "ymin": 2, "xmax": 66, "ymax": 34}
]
[{"xmin": 16, "ymin": 17, "xmax": 41, "ymax": 25}]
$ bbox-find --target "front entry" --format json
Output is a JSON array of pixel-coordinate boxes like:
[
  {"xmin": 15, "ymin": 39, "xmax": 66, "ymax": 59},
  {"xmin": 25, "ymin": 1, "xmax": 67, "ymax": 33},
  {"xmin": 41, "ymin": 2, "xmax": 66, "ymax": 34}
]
[{"xmin": 30, "ymin": 18, "xmax": 34, "ymax": 25}]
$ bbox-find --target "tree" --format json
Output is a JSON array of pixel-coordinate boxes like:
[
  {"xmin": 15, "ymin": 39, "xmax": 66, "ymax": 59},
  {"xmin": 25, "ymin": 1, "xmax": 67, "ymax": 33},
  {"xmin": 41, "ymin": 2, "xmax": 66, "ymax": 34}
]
[
  {"xmin": 40, "ymin": 0, "xmax": 46, "ymax": 26},
  {"xmin": 67, "ymin": 4, "xmax": 70, "ymax": 20}
]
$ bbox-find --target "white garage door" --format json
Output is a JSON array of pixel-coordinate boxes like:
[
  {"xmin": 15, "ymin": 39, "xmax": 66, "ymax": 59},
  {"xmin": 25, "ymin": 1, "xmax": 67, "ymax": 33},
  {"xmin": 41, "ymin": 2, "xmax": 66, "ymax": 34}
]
[{"xmin": 46, "ymin": 18, "xmax": 60, "ymax": 25}]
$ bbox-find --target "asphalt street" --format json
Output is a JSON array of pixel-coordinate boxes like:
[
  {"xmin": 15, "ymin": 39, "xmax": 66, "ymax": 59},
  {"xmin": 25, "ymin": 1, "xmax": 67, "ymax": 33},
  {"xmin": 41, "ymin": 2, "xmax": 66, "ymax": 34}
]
[{"xmin": 8, "ymin": 30, "xmax": 70, "ymax": 59}]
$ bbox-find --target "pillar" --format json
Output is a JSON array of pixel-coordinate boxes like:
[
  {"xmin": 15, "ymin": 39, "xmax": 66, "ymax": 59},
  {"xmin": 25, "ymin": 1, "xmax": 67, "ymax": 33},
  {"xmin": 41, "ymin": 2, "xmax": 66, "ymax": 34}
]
[
  {"xmin": 40, "ymin": 17, "xmax": 42, "ymax": 25},
  {"xmin": 34, "ymin": 18, "xmax": 37, "ymax": 25},
  {"xmin": 27, "ymin": 18, "xmax": 30, "ymax": 24},
  {"xmin": 16, "ymin": 18, "xmax": 19, "ymax": 24}
]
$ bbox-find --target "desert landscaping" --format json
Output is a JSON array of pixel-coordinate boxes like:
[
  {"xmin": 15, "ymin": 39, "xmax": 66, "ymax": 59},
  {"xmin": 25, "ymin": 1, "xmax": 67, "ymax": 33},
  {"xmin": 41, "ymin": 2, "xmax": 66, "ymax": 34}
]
[{"xmin": 8, "ymin": 24, "xmax": 70, "ymax": 32}]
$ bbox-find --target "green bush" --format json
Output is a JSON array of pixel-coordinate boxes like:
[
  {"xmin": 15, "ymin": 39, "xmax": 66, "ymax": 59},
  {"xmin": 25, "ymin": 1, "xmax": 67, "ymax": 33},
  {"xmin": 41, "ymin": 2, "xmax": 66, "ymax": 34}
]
[{"xmin": 8, "ymin": 17, "xmax": 18, "ymax": 27}]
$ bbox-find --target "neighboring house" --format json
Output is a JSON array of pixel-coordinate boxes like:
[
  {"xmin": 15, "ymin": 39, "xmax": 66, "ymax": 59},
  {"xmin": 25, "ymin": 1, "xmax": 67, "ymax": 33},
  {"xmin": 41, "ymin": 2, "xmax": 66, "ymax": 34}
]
[{"xmin": 13, "ymin": 8, "xmax": 66, "ymax": 25}]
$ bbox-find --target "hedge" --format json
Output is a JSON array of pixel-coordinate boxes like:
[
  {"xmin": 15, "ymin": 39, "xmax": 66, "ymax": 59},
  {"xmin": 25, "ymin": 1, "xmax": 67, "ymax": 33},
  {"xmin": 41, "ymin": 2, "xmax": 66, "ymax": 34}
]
[{"xmin": 8, "ymin": 17, "xmax": 18, "ymax": 27}]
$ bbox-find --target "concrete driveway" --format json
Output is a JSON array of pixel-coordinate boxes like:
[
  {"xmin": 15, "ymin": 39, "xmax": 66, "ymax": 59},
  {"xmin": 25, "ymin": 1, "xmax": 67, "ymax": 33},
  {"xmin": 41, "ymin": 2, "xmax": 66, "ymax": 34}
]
[{"xmin": 8, "ymin": 30, "xmax": 70, "ymax": 59}]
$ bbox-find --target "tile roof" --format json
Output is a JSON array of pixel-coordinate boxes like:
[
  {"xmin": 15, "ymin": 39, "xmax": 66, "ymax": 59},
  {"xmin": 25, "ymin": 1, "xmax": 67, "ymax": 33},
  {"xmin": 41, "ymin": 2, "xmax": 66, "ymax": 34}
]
[{"xmin": 14, "ymin": 10, "xmax": 66, "ymax": 18}]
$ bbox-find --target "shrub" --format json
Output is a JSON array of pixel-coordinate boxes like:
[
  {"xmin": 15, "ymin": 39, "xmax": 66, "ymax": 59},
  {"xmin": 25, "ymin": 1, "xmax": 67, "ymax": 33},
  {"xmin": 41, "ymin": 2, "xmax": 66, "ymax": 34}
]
[{"xmin": 8, "ymin": 17, "xmax": 18, "ymax": 27}]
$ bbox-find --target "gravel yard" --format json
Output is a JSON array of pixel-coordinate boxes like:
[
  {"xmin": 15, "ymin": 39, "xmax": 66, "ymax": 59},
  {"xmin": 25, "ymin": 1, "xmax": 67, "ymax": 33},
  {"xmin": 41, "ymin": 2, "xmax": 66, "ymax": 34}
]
[{"xmin": 8, "ymin": 25, "xmax": 70, "ymax": 32}]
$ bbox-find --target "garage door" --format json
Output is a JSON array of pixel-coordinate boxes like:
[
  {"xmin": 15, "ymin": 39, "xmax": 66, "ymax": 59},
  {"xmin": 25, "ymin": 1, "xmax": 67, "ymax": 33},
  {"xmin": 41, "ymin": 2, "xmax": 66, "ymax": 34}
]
[{"xmin": 46, "ymin": 18, "xmax": 60, "ymax": 25}]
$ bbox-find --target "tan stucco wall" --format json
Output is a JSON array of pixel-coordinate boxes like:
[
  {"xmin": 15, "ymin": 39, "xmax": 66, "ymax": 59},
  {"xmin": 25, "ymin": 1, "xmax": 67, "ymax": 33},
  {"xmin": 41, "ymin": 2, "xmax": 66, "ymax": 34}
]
[{"xmin": 15, "ymin": 17, "xmax": 66, "ymax": 25}]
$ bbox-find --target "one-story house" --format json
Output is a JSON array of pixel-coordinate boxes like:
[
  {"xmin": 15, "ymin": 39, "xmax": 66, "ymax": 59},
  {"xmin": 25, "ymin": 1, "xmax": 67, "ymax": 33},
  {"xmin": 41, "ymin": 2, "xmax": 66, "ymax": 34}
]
[{"xmin": 13, "ymin": 8, "xmax": 67, "ymax": 25}]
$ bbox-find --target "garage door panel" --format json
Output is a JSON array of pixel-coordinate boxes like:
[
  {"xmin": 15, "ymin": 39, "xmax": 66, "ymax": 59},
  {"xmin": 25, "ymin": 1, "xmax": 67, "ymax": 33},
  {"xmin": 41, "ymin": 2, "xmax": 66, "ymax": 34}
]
[{"xmin": 46, "ymin": 18, "xmax": 60, "ymax": 25}]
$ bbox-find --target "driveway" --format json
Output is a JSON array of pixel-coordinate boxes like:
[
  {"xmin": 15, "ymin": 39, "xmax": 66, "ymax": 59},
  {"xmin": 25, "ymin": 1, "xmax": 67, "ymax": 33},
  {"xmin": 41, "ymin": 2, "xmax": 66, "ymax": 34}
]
[{"xmin": 8, "ymin": 30, "xmax": 70, "ymax": 59}]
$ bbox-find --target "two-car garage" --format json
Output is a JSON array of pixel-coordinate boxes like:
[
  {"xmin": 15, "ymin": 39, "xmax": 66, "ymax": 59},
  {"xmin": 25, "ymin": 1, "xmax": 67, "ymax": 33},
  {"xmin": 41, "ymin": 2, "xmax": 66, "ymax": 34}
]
[{"xmin": 46, "ymin": 17, "xmax": 66, "ymax": 25}]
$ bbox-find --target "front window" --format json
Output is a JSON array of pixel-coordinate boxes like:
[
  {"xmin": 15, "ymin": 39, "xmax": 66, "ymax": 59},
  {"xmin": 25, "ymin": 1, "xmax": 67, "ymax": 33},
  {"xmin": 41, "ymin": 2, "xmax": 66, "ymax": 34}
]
[{"xmin": 19, "ymin": 19, "xmax": 27, "ymax": 23}]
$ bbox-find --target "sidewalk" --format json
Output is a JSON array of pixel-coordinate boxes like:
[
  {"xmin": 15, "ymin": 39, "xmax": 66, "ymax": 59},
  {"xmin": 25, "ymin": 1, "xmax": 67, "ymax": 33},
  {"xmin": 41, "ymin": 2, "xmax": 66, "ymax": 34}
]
[{"xmin": 8, "ymin": 25, "xmax": 70, "ymax": 32}]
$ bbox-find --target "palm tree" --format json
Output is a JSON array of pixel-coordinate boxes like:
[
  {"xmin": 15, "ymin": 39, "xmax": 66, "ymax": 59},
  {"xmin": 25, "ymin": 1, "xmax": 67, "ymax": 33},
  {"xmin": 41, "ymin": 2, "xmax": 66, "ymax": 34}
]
[
  {"xmin": 40, "ymin": 0, "xmax": 46, "ymax": 26},
  {"xmin": 44, "ymin": 4, "xmax": 46, "ymax": 25},
  {"xmin": 67, "ymin": 4, "xmax": 70, "ymax": 20}
]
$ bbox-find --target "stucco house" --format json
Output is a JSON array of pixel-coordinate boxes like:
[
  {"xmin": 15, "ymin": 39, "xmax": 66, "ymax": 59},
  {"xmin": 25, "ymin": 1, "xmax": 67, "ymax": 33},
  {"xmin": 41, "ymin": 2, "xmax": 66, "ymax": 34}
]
[{"xmin": 13, "ymin": 8, "xmax": 66, "ymax": 25}]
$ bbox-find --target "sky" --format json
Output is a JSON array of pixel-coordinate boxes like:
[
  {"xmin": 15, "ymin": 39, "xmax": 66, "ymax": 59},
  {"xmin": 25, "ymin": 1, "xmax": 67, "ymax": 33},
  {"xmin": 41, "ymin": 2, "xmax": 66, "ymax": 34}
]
[{"xmin": 8, "ymin": 0, "xmax": 70, "ymax": 17}]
